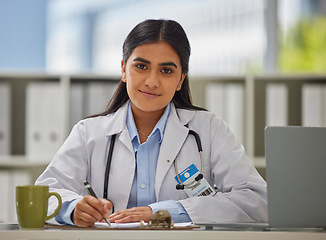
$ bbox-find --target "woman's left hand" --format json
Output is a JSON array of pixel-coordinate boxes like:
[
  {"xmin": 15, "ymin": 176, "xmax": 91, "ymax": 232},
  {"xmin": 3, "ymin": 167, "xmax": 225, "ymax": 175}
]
[{"xmin": 108, "ymin": 206, "xmax": 153, "ymax": 223}]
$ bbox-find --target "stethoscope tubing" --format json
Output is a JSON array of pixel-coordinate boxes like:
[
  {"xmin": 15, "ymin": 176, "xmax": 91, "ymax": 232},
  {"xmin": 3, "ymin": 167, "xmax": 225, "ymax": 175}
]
[{"xmin": 103, "ymin": 128, "xmax": 203, "ymax": 199}]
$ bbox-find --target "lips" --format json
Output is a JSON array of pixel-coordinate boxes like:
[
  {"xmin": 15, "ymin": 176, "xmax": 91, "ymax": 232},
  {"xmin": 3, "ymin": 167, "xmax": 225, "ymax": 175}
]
[{"xmin": 139, "ymin": 89, "xmax": 161, "ymax": 98}]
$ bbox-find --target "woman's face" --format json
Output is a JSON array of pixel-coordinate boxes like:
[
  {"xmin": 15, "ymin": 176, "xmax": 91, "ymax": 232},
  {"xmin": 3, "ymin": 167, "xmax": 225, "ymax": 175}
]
[{"xmin": 121, "ymin": 41, "xmax": 186, "ymax": 117}]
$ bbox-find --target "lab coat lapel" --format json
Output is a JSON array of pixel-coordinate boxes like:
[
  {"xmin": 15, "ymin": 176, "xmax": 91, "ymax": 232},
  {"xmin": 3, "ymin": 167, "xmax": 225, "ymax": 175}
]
[
  {"xmin": 105, "ymin": 101, "xmax": 133, "ymax": 153},
  {"xmin": 109, "ymin": 127, "xmax": 135, "ymax": 210},
  {"xmin": 104, "ymin": 101, "xmax": 135, "ymax": 210},
  {"xmin": 154, "ymin": 106, "xmax": 192, "ymax": 200}
]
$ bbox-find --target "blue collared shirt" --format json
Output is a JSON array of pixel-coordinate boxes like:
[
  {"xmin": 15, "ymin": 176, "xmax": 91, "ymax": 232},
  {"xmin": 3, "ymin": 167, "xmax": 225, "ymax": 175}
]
[
  {"xmin": 126, "ymin": 102, "xmax": 190, "ymax": 222},
  {"xmin": 55, "ymin": 102, "xmax": 191, "ymax": 225},
  {"xmin": 125, "ymin": 101, "xmax": 166, "ymax": 207}
]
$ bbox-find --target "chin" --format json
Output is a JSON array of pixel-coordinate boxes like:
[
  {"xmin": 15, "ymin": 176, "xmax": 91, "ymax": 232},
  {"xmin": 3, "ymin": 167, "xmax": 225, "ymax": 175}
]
[{"xmin": 137, "ymin": 105, "xmax": 166, "ymax": 113}]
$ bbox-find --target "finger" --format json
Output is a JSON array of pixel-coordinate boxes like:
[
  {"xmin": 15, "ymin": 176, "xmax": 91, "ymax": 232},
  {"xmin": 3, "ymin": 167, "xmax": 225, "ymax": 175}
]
[
  {"xmin": 73, "ymin": 196, "xmax": 106, "ymax": 226},
  {"xmin": 109, "ymin": 207, "xmax": 152, "ymax": 223},
  {"xmin": 109, "ymin": 207, "xmax": 137, "ymax": 218},
  {"xmin": 109, "ymin": 212, "xmax": 138, "ymax": 223},
  {"xmin": 79, "ymin": 200, "xmax": 104, "ymax": 221},
  {"xmin": 73, "ymin": 208, "xmax": 97, "ymax": 227},
  {"xmin": 84, "ymin": 196, "xmax": 108, "ymax": 216},
  {"xmin": 73, "ymin": 213, "xmax": 96, "ymax": 227},
  {"xmin": 99, "ymin": 199, "xmax": 114, "ymax": 217},
  {"xmin": 109, "ymin": 208, "xmax": 135, "ymax": 220},
  {"xmin": 74, "ymin": 203, "xmax": 99, "ymax": 226},
  {"xmin": 113, "ymin": 214, "xmax": 143, "ymax": 223},
  {"xmin": 75, "ymin": 206, "xmax": 98, "ymax": 222}
]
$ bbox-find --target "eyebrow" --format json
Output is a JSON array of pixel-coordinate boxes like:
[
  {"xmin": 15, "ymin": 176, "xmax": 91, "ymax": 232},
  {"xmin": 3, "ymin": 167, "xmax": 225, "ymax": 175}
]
[{"xmin": 133, "ymin": 57, "xmax": 178, "ymax": 68}]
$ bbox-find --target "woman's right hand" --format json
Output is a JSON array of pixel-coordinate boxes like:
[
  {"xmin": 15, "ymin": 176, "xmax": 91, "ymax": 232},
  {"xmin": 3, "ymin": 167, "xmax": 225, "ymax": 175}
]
[{"xmin": 72, "ymin": 195, "xmax": 113, "ymax": 227}]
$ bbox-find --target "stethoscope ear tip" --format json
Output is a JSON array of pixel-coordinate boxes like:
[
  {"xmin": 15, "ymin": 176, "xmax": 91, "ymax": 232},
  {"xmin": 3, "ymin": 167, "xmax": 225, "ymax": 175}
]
[
  {"xmin": 176, "ymin": 173, "xmax": 203, "ymax": 190},
  {"xmin": 195, "ymin": 173, "xmax": 203, "ymax": 181}
]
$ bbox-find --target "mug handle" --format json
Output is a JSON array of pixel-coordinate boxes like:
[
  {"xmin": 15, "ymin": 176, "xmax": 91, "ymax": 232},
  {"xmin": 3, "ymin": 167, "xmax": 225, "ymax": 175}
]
[{"xmin": 45, "ymin": 192, "xmax": 62, "ymax": 221}]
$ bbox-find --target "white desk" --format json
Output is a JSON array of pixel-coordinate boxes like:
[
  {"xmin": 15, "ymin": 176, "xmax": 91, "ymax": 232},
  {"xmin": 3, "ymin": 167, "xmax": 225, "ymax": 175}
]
[{"xmin": 0, "ymin": 224, "xmax": 325, "ymax": 240}]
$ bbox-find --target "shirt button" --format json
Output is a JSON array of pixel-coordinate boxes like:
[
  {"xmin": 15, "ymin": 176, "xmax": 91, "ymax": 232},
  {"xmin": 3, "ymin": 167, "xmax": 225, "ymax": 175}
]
[{"xmin": 141, "ymin": 184, "xmax": 146, "ymax": 189}]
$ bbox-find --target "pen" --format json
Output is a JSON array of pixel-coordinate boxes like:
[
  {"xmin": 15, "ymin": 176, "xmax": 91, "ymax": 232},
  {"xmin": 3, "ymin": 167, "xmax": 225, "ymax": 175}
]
[{"xmin": 84, "ymin": 180, "xmax": 111, "ymax": 226}]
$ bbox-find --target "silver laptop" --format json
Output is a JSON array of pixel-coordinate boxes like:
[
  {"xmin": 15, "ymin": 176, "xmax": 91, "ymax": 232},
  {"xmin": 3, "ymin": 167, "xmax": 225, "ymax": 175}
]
[
  {"xmin": 197, "ymin": 126, "xmax": 326, "ymax": 231},
  {"xmin": 265, "ymin": 126, "xmax": 326, "ymax": 229}
]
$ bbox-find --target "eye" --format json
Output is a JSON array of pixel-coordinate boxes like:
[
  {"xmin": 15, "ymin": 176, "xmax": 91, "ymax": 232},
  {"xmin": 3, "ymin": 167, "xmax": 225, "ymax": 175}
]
[
  {"xmin": 161, "ymin": 68, "xmax": 173, "ymax": 74},
  {"xmin": 136, "ymin": 64, "xmax": 148, "ymax": 70}
]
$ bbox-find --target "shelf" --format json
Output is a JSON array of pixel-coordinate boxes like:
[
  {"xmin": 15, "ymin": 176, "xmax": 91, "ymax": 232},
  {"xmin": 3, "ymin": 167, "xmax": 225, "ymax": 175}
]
[
  {"xmin": 252, "ymin": 157, "xmax": 266, "ymax": 169},
  {"xmin": 1, "ymin": 73, "xmax": 326, "ymax": 171},
  {"xmin": 0, "ymin": 156, "xmax": 50, "ymax": 168}
]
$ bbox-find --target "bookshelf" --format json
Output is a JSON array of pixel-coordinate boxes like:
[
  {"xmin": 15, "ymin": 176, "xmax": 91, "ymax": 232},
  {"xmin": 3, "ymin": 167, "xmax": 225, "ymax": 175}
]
[
  {"xmin": 0, "ymin": 73, "xmax": 119, "ymax": 176},
  {"xmin": 190, "ymin": 74, "xmax": 326, "ymax": 176},
  {"xmin": 1, "ymin": 73, "xmax": 326, "ymax": 177}
]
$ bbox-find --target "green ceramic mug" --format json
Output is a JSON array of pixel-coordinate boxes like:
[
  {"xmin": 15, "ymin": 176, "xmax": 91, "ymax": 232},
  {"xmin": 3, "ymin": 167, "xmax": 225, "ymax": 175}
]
[{"xmin": 16, "ymin": 185, "xmax": 62, "ymax": 229}]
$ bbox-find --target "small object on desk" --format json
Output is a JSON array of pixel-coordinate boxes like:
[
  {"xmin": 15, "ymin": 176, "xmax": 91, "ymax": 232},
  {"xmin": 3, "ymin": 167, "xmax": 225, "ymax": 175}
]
[
  {"xmin": 140, "ymin": 210, "xmax": 174, "ymax": 229},
  {"xmin": 84, "ymin": 180, "xmax": 111, "ymax": 226}
]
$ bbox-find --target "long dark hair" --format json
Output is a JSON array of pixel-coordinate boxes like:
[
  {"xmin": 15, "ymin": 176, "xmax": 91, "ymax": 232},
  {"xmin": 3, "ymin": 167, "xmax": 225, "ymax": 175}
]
[{"xmin": 95, "ymin": 19, "xmax": 206, "ymax": 117}]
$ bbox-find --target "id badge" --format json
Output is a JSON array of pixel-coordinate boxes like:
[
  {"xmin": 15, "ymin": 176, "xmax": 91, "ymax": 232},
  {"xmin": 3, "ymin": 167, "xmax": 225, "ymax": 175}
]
[{"xmin": 175, "ymin": 164, "xmax": 217, "ymax": 197}]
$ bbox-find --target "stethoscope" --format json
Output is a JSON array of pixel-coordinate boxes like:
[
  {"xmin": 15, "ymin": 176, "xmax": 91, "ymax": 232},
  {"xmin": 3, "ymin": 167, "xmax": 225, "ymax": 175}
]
[{"xmin": 103, "ymin": 128, "xmax": 204, "ymax": 199}]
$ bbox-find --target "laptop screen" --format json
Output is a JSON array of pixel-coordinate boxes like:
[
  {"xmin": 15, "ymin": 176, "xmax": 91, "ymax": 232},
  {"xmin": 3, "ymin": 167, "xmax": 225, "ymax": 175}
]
[{"xmin": 265, "ymin": 126, "xmax": 326, "ymax": 228}]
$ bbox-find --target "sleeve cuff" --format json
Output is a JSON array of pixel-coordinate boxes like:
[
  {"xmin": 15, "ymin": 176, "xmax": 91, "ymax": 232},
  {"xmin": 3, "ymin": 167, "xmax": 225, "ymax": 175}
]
[
  {"xmin": 55, "ymin": 198, "xmax": 81, "ymax": 226},
  {"xmin": 149, "ymin": 200, "xmax": 192, "ymax": 223}
]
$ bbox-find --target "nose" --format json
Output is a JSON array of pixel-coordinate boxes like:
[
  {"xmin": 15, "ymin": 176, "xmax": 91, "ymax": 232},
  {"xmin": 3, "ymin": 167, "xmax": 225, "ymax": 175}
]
[{"xmin": 144, "ymin": 71, "xmax": 159, "ymax": 88}]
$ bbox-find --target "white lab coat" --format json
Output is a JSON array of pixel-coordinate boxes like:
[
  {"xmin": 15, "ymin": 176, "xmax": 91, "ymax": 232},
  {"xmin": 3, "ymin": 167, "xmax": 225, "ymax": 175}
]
[{"xmin": 36, "ymin": 101, "xmax": 267, "ymax": 223}]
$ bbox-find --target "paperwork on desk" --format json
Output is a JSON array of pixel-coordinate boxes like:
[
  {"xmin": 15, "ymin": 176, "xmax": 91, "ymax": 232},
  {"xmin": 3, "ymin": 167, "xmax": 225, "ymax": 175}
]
[
  {"xmin": 94, "ymin": 222, "xmax": 193, "ymax": 228},
  {"xmin": 45, "ymin": 221, "xmax": 195, "ymax": 230}
]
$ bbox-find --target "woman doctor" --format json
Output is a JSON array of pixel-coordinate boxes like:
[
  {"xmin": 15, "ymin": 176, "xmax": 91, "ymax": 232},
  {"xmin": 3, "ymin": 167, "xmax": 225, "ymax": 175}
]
[{"xmin": 36, "ymin": 19, "xmax": 267, "ymax": 227}]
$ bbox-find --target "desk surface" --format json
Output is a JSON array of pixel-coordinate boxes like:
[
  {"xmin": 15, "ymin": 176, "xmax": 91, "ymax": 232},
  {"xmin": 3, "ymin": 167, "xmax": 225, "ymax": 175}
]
[{"xmin": 1, "ymin": 224, "xmax": 326, "ymax": 240}]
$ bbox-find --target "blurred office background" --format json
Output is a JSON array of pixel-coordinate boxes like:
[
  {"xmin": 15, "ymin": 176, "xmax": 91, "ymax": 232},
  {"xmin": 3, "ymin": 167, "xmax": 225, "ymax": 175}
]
[
  {"xmin": 0, "ymin": 0, "xmax": 325, "ymax": 75},
  {"xmin": 0, "ymin": 0, "xmax": 326, "ymax": 223}
]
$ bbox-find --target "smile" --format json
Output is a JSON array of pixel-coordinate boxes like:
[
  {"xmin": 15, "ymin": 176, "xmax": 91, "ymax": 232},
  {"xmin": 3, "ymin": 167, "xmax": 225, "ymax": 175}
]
[{"xmin": 139, "ymin": 90, "xmax": 161, "ymax": 98}]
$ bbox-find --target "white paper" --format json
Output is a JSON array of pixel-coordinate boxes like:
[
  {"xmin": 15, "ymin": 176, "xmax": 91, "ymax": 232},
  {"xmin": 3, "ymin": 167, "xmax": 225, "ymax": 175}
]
[
  {"xmin": 94, "ymin": 221, "xmax": 193, "ymax": 228},
  {"xmin": 95, "ymin": 222, "xmax": 141, "ymax": 228}
]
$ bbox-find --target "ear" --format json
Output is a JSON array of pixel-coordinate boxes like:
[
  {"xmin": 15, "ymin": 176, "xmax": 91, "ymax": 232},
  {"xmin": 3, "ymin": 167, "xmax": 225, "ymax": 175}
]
[
  {"xmin": 176, "ymin": 73, "xmax": 187, "ymax": 91},
  {"xmin": 121, "ymin": 60, "xmax": 126, "ymax": 82}
]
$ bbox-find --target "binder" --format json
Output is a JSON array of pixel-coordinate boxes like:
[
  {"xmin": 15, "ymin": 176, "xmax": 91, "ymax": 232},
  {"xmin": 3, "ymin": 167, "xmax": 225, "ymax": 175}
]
[
  {"xmin": 224, "ymin": 83, "xmax": 244, "ymax": 143},
  {"xmin": 70, "ymin": 83, "xmax": 85, "ymax": 130},
  {"xmin": 7, "ymin": 170, "xmax": 32, "ymax": 223},
  {"xmin": 302, "ymin": 84, "xmax": 325, "ymax": 127},
  {"xmin": 26, "ymin": 82, "xmax": 64, "ymax": 161},
  {"xmin": 205, "ymin": 83, "xmax": 224, "ymax": 118},
  {"xmin": 0, "ymin": 171, "xmax": 10, "ymax": 223},
  {"xmin": 0, "ymin": 83, "xmax": 11, "ymax": 156},
  {"xmin": 205, "ymin": 83, "xmax": 245, "ymax": 143},
  {"xmin": 86, "ymin": 82, "xmax": 118, "ymax": 116},
  {"xmin": 266, "ymin": 83, "xmax": 288, "ymax": 126}
]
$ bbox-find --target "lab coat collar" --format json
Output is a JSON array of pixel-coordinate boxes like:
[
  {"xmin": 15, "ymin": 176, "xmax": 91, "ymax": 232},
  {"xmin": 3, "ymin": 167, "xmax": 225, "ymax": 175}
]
[
  {"xmin": 104, "ymin": 100, "xmax": 196, "ymax": 136},
  {"xmin": 104, "ymin": 101, "xmax": 129, "ymax": 137},
  {"xmin": 103, "ymin": 101, "xmax": 134, "ymax": 154}
]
